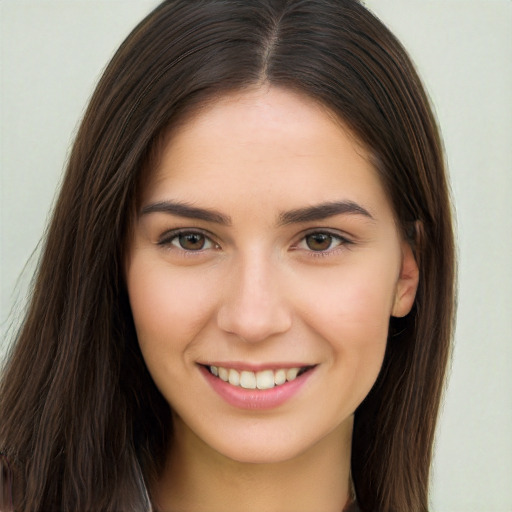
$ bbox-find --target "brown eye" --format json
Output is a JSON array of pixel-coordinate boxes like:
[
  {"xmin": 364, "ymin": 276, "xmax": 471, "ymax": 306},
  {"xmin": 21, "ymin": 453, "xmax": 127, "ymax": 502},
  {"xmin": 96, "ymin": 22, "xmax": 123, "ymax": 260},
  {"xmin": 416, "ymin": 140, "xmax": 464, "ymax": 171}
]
[
  {"xmin": 176, "ymin": 233, "xmax": 207, "ymax": 250},
  {"xmin": 305, "ymin": 233, "xmax": 335, "ymax": 251},
  {"xmin": 159, "ymin": 229, "xmax": 218, "ymax": 252}
]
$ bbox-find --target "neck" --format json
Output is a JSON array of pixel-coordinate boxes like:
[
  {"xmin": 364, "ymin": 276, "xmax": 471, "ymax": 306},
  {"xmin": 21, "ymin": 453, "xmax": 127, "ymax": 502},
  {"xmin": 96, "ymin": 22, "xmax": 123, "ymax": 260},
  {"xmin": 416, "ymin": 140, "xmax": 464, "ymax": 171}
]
[{"xmin": 153, "ymin": 416, "xmax": 353, "ymax": 512}]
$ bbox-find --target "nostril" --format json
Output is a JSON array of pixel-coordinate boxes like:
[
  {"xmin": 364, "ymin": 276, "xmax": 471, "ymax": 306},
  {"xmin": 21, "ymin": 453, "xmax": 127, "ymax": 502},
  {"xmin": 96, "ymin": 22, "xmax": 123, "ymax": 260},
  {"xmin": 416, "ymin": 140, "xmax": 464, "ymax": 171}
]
[{"xmin": 216, "ymin": 301, "xmax": 292, "ymax": 343}]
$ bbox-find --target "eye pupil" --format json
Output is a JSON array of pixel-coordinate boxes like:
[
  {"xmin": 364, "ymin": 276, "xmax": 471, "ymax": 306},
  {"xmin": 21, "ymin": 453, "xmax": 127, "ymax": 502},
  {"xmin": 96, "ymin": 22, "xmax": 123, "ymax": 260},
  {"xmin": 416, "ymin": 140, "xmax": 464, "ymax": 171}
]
[
  {"xmin": 179, "ymin": 233, "xmax": 205, "ymax": 250},
  {"xmin": 306, "ymin": 233, "xmax": 332, "ymax": 251}
]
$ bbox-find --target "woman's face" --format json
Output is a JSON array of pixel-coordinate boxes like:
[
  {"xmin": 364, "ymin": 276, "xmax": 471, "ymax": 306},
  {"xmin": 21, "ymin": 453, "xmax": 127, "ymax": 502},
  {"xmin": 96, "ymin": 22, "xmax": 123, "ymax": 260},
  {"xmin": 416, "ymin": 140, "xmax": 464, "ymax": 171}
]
[{"xmin": 126, "ymin": 87, "xmax": 418, "ymax": 464}]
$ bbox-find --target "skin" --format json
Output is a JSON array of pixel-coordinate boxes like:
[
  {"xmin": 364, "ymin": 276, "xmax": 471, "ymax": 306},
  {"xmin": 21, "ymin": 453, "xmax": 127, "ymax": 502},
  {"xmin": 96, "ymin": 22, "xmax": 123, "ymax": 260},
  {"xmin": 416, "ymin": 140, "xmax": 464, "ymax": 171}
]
[{"xmin": 126, "ymin": 86, "xmax": 419, "ymax": 512}]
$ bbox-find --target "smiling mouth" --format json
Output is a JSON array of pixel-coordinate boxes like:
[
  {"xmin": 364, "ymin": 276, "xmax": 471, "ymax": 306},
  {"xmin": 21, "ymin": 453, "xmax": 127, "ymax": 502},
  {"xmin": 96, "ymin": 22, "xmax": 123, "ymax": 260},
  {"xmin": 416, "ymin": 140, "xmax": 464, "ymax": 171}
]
[{"xmin": 203, "ymin": 365, "xmax": 314, "ymax": 390}]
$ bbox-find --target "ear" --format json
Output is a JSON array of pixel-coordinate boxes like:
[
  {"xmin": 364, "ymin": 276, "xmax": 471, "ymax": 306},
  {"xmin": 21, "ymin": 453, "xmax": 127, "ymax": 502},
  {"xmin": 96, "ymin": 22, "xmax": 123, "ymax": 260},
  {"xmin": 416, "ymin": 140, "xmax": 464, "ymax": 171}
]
[{"xmin": 391, "ymin": 240, "xmax": 419, "ymax": 318}]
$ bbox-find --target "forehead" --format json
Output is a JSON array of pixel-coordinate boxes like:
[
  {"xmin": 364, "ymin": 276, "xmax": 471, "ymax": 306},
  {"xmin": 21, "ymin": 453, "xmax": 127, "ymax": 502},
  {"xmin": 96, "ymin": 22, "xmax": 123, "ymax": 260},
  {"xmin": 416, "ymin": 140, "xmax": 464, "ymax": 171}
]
[{"xmin": 141, "ymin": 87, "xmax": 392, "ymax": 222}]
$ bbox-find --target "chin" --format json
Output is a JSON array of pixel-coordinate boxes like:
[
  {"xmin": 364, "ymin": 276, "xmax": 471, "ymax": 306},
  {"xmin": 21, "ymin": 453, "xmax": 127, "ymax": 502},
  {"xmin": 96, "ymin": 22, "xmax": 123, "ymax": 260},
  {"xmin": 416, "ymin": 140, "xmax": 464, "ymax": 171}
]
[
  {"xmin": 197, "ymin": 416, "xmax": 352, "ymax": 466},
  {"xmin": 216, "ymin": 440, "xmax": 310, "ymax": 465}
]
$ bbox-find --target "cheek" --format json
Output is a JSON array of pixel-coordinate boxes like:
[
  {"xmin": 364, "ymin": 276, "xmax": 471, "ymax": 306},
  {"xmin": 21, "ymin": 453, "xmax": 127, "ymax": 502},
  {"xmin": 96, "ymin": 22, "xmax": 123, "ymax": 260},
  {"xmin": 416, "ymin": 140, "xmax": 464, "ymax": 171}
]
[
  {"xmin": 126, "ymin": 255, "xmax": 217, "ymax": 361},
  {"xmin": 298, "ymin": 259, "xmax": 398, "ymax": 341},
  {"xmin": 294, "ymin": 259, "xmax": 397, "ymax": 402}
]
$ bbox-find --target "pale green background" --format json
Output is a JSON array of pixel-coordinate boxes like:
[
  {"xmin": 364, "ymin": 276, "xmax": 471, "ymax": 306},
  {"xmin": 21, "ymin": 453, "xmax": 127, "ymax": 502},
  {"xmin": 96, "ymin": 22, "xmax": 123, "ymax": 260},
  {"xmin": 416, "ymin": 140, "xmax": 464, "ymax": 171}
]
[{"xmin": 1, "ymin": 1, "xmax": 511, "ymax": 510}]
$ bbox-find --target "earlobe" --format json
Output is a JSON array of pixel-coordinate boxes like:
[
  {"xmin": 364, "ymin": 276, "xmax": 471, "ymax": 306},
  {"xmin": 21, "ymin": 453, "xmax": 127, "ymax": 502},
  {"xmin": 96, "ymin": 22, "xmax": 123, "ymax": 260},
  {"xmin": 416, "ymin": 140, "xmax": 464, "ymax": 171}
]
[{"xmin": 392, "ymin": 241, "xmax": 420, "ymax": 318}]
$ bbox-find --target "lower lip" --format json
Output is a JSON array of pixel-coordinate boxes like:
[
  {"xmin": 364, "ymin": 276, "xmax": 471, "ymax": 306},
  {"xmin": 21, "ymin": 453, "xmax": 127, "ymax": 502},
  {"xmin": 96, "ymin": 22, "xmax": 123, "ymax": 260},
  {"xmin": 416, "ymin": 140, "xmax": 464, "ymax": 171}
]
[{"xmin": 199, "ymin": 365, "xmax": 315, "ymax": 410}]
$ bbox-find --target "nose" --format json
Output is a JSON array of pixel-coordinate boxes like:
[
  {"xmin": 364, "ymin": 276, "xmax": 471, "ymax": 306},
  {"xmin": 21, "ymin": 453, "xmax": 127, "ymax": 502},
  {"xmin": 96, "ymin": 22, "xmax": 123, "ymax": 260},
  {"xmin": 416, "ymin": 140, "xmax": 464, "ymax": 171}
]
[{"xmin": 217, "ymin": 253, "xmax": 292, "ymax": 343}]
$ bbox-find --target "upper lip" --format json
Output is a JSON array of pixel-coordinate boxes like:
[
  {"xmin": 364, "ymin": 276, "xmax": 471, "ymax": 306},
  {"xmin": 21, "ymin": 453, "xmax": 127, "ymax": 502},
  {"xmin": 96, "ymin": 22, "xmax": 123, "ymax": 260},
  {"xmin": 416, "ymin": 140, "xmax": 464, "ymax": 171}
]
[{"xmin": 198, "ymin": 361, "xmax": 315, "ymax": 372}]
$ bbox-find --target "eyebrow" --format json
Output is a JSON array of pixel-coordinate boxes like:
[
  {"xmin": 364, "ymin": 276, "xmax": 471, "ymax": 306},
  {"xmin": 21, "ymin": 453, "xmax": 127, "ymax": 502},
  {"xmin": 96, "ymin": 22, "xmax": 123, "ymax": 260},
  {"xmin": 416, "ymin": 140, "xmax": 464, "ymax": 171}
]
[
  {"xmin": 140, "ymin": 201, "xmax": 232, "ymax": 225},
  {"xmin": 140, "ymin": 199, "xmax": 374, "ymax": 226},
  {"xmin": 278, "ymin": 201, "xmax": 375, "ymax": 225}
]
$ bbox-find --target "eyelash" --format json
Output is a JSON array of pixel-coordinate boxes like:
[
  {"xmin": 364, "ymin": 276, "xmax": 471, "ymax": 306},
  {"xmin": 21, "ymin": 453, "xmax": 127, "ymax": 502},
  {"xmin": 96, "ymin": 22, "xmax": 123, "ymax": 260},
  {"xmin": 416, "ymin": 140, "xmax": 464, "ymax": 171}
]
[
  {"xmin": 157, "ymin": 229, "xmax": 219, "ymax": 254},
  {"xmin": 292, "ymin": 230, "xmax": 353, "ymax": 258},
  {"xmin": 157, "ymin": 228, "xmax": 353, "ymax": 258}
]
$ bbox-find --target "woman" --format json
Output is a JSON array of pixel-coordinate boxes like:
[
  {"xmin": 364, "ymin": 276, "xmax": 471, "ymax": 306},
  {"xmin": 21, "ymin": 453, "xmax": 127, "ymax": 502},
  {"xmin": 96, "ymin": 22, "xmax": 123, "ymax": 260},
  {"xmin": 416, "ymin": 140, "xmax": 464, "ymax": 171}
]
[{"xmin": 0, "ymin": 1, "xmax": 455, "ymax": 511}]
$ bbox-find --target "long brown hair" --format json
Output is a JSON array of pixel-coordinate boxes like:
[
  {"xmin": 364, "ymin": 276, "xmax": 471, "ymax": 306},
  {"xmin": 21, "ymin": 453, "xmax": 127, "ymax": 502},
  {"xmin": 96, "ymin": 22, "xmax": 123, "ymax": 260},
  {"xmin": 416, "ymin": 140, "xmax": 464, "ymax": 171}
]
[{"xmin": 0, "ymin": 1, "xmax": 455, "ymax": 510}]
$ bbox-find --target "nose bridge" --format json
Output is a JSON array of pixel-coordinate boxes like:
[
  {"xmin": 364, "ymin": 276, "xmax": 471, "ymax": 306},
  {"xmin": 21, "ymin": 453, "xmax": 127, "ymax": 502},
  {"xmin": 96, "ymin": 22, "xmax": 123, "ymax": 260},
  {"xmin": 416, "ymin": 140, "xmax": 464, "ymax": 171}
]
[{"xmin": 217, "ymin": 248, "xmax": 291, "ymax": 343}]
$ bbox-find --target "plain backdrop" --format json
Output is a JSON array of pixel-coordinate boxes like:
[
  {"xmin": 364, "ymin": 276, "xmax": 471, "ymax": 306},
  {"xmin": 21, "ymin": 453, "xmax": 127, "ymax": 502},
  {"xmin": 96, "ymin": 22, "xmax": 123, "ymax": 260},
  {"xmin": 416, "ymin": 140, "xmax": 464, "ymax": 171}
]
[{"xmin": 1, "ymin": 1, "xmax": 511, "ymax": 511}]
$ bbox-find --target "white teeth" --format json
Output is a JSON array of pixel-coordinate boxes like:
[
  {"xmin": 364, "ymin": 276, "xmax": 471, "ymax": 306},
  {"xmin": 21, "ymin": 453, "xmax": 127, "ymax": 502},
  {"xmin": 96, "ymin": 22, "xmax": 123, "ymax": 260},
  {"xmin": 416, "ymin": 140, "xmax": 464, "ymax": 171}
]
[
  {"xmin": 256, "ymin": 370, "xmax": 275, "ymax": 390},
  {"xmin": 286, "ymin": 368, "xmax": 299, "ymax": 381},
  {"xmin": 228, "ymin": 368, "xmax": 240, "ymax": 386},
  {"xmin": 240, "ymin": 370, "xmax": 257, "ymax": 389},
  {"xmin": 218, "ymin": 367, "xmax": 229, "ymax": 382},
  {"xmin": 274, "ymin": 369, "xmax": 286, "ymax": 386},
  {"xmin": 209, "ymin": 365, "xmax": 308, "ymax": 389}
]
